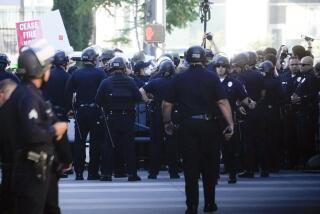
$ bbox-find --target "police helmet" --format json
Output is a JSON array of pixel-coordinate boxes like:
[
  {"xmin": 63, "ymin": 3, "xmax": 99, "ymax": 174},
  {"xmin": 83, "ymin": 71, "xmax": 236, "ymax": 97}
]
[
  {"xmin": 246, "ymin": 51, "xmax": 257, "ymax": 66},
  {"xmin": 108, "ymin": 56, "xmax": 127, "ymax": 72},
  {"xmin": 162, "ymin": 53, "xmax": 173, "ymax": 61},
  {"xmin": 17, "ymin": 39, "xmax": 54, "ymax": 78},
  {"xmin": 259, "ymin": 60, "xmax": 274, "ymax": 74},
  {"xmin": 53, "ymin": 50, "xmax": 69, "ymax": 66},
  {"xmin": 186, "ymin": 46, "xmax": 206, "ymax": 64},
  {"xmin": 100, "ymin": 49, "xmax": 115, "ymax": 62},
  {"xmin": 0, "ymin": 53, "xmax": 10, "ymax": 65},
  {"xmin": 231, "ymin": 53, "xmax": 249, "ymax": 68},
  {"xmin": 205, "ymin": 49, "xmax": 214, "ymax": 59},
  {"xmin": 133, "ymin": 61, "xmax": 150, "ymax": 74},
  {"xmin": 214, "ymin": 55, "xmax": 230, "ymax": 68},
  {"xmin": 171, "ymin": 52, "xmax": 181, "ymax": 67},
  {"xmin": 81, "ymin": 47, "xmax": 98, "ymax": 62},
  {"xmin": 159, "ymin": 60, "xmax": 175, "ymax": 77}
]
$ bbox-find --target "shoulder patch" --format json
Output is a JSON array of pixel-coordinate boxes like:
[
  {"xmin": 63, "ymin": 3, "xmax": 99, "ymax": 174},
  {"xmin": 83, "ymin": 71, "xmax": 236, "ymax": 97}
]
[
  {"xmin": 28, "ymin": 109, "xmax": 38, "ymax": 120},
  {"xmin": 228, "ymin": 81, "xmax": 233, "ymax": 87}
]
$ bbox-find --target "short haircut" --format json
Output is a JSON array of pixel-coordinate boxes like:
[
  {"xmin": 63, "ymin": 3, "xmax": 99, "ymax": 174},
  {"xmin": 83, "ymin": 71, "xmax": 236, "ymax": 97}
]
[{"xmin": 0, "ymin": 79, "xmax": 17, "ymax": 92}]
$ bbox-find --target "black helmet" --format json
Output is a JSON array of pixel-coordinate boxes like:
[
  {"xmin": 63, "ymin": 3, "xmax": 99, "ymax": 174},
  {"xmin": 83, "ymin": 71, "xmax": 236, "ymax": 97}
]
[
  {"xmin": 205, "ymin": 49, "xmax": 214, "ymax": 59},
  {"xmin": 259, "ymin": 60, "xmax": 274, "ymax": 74},
  {"xmin": 133, "ymin": 61, "xmax": 150, "ymax": 74},
  {"xmin": 162, "ymin": 53, "xmax": 173, "ymax": 61},
  {"xmin": 0, "ymin": 53, "xmax": 10, "ymax": 65},
  {"xmin": 186, "ymin": 46, "xmax": 206, "ymax": 64},
  {"xmin": 214, "ymin": 55, "xmax": 230, "ymax": 68},
  {"xmin": 81, "ymin": 47, "xmax": 98, "ymax": 62},
  {"xmin": 171, "ymin": 52, "xmax": 181, "ymax": 67},
  {"xmin": 246, "ymin": 51, "xmax": 257, "ymax": 66},
  {"xmin": 17, "ymin": 39, "xmax": 54, "ymax": 78},
  {"xmin": 231, "ymin": 53, "xmax": 249, "ymax": 68},
  {"xmin": 108, "ymin": 56, "xmax": 127, "ymax": 72},
  {"xmin": 100, "ymin": 49, "xmax": 115, "ymax": 62},
  {"xmin": 53, "ymin": 50, "xmax": 69, "ymax": 66},
  {"xmin": 159, "ymin": 60, "xmax": 175, "ymax": 77}
]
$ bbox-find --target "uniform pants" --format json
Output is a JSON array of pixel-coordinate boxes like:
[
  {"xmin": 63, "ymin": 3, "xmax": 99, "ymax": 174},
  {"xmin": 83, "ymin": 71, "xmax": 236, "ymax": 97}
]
[
  {"xmin": 179, "ymin": 118, "xmax": 219, "ymax": 207},
  {"xmin": 74, "ymin": 106, "xmax": 103, "ymax": 175},
  {"xmin": 149, "ymin": 108, "xmax": 179, "ymax": 175},
  {"xmin": 100, "ymin": 112, "xmax": 137, "ymax": 176},
  {"xmin": 242, "ymin": 107, "xmax": 268, "ymax": 173},
  {"xmin": 13, "ymin": 159, "xmax": 60, "ymax": 214}
]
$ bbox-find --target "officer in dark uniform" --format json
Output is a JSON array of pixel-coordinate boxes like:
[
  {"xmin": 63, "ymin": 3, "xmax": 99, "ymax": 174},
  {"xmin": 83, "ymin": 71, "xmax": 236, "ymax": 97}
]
[
  {"xmin": 42, "ymin": 50, "xmax": 73, "ymax": 177},
  {"xmin": 132, "ymin": 60, "xmax": 150, "ymax": 87},
  {"xmin": 213, "ymin": 55, "xmax": 255, "ymax": 184},
  {"xmin": 236, "ymin": 53, "xmax": 267, "ymax": 178},
  {"xmin": 0, "ymin": 39, "xmax": 68, "ymax": 214},
  {"xmin": 0, "ymin": 79, "xmax": 18, "ymax": 213},
  {"xmin": 65, "ymin": 47, "xmax": 106, "ymax": 180},
  {"xmin": 259, "ymin": 60, "xmax": 284, "ymax": 172},
  {"xmin": 279, "ymin": 56, "xmax": 301, "ymax": 168},
  {"xmin": 292, "ymin": 56, "xmax": 318, "ymax": 167},
  {"xmin": 163, "ymin": 46, "xmax": 234, "ymax": 214},
  {"xmin": 0, "ymin": 53, "xmax": 20, "ymax": 83},
  {"xmin": 96, "ymin": 56, "xmax": 142, "ymax": 182},
  {"xmin": 99, "ymin": 48, "xmax": 115, "ymax": 75},
  {"xmin": 139, "ymin": 59, "xmax": 180, "ymax": 179}
]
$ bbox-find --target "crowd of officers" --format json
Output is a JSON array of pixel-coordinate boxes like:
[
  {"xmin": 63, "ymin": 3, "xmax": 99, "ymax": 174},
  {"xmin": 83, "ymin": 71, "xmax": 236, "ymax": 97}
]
[{"xmin": 0, "ymin": 36, "xmax": 319, "ymax": 213}]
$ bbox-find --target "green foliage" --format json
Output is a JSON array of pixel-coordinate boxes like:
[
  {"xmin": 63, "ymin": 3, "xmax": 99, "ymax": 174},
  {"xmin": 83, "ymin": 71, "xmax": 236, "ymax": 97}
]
[
  {"xmin": 166, "ymin": 0, "xmax": 199, "ymax": 33},
  {"xmin": 52, "ymin": 0, "xmax": 93, "ymax": 50}
]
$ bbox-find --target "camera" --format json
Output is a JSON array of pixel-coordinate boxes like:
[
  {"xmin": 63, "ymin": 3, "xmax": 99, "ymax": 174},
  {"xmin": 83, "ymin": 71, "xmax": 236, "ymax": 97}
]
[{"xmin": 301, "ymin": 35, "xmax": 314, "ymax": 42}]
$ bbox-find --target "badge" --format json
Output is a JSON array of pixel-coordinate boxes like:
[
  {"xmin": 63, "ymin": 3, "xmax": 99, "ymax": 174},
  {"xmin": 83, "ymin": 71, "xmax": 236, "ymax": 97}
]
[
  {"xmin": 28, "ymin": 109, "xmax": 38, "ymax": 120},
  {"xmin": 297, "ymin": 77, "xmax": 301, "ymax": 82},
  {"xmin": 228, "ymin": 81, "xmax": 233, "ymax": 87}
]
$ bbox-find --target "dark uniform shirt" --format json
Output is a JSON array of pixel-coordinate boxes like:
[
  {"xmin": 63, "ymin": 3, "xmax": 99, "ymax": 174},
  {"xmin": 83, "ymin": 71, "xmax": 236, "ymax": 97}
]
[
  {"xmin": 42, "ymin": 66, "xmax": 70, "ymax": 111},
  {"xmin": 65, "ymin": 64, "xmax": 106, "ymax": 107},
  {"xmin": 295, "ymin": 71, "xmax": 318, "ymax": 107},
  {"xmin": 143, "ymin": 76, "xmax": 174, "ymax": 105},
  {"xmin": 240, "ymin": 68, "xmax": 264, "ymax": 102},
  {"xmin": 165, "ymin": 65, "xmax": 226, "ymax": 119},
  {"xmin": 220, "ymin": 76, "xmax": 248, "ymax": 111},
  {"xmin": 1, "ymin": 82, "xmax": 55, "ymax": 153},
  {"xmin": 262, "ymin": 75, "xmax": 283, "ymax": 107},
  {"xmin": 96, "ymin": 72, "xmax": 142, "ymax": 111}
]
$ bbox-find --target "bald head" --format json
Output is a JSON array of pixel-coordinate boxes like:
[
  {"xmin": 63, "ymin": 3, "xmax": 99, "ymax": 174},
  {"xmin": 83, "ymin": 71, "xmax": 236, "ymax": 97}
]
[
  {"xmin": 300, "ymin": 56, "xmax": 314, "ymax": 73},
  {"xmin": 0, "ymin": 79, "xmax": 17, "ymax": 107}
]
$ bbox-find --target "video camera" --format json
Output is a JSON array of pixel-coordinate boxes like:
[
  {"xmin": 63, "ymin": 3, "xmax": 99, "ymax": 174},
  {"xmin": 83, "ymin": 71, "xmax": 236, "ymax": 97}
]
[{"xmin": 301, "ymin": 35, "xmax": 314, "ymax": 42}]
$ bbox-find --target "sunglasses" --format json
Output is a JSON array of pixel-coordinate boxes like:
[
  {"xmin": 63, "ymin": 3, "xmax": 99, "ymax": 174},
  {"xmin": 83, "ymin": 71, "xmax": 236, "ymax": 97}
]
[
  {"xmin": 216, "ymin": 63, "xmax": 228, "ymax": 68},
  {"xmin": 299, "ymin": 63, "xmax": 311, "ymax": 67},
  {"xmin": 290, "ymin": 63, "xmax": 299, "ymax": 66}
]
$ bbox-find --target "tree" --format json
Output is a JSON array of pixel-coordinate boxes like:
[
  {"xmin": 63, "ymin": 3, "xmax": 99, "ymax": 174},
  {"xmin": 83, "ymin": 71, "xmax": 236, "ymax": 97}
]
[
  {"xmin": 76, "ymin": 0, "xmax": 199, "ymax": 48},
  {"xmin": 166, "ymin": 0, "xmax": 198, "ymax": 33},
  {"xmin": 52, "ymin": 0, "xmax": 93, "ymax": 50}
]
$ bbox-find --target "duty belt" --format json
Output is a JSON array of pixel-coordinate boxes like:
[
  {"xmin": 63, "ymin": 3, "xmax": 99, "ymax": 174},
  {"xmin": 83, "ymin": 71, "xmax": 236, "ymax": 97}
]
[
  {"xmin": 191, "ymin": 114, "xmax": 213, "ymax": 121},
  {"xmin": 108, "ymin": 110, "xmax": 135, "ymax": 115},
  {"xmin": 79, "ymin": 103, "xmax": 96, "ymax": 108}
]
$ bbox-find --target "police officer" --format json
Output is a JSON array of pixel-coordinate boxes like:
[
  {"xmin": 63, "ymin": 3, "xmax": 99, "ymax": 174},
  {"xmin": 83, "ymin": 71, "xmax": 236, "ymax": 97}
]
[
  {"xmin": 236, "ymin": 52, "xmax": 267, "ymax": 178},
  {"xmin": 0, "ymin": 53, "xmax": 20, "ymax": 83},
  {"xmin": 99, "ymin": 48, "xmax": 115, "ymax": 75},
  {"xmin": 42, "ymin": 50, "xmax": 73, "ymax": 177},
  {"xmin": 0, "ymin": 39, "xmax": 68, "ymax": 214},
  {"xmin": 280, "ymin": 56, "xmax": 301, "ymax": 168},
  {"xmin": 65, "ymin": 47, "xmax": 106, "ymax": 180},
  {"xmin": 0, "ymin": 79, "xmax": 18, "ymax": 213},
  {"xmin": 214, "ymin": 55, "xmax": 255, "ymax": 184},
  {"xmin": 163, "ymin": 46, "xmax": 234, "ymax": 214},
  {"xmin": 96, "ymin": 56, "xmax": 142, "ymax": 182},
  {"xmin": 259, "ymin": 60, "xmax": 284, "ymax": 172},
  {"xmin": 292, "ymin": 56, "xmax": 318, "ymax": 167},
  {"xmin": 132, "ymin": 60, "xmax": 150, "ymax": 87},
  {"xmin": 140, "ymin": 59, "xmax": 180, "ymax": 179}
]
